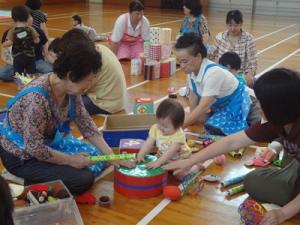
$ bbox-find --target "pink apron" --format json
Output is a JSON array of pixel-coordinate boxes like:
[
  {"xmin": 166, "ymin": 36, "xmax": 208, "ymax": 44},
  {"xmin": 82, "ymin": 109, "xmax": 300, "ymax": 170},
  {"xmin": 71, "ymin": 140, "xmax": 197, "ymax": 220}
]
[{"xmin": 117, "ymin": 13, "xmax": 144, "ymax": 60}]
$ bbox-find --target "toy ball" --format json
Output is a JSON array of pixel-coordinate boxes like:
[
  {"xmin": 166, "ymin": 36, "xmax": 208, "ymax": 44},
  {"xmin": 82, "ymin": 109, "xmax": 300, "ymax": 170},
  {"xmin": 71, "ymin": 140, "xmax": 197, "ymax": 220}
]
[
  {"xmin": 214, "ymin": 154, "xmax": 226, "ymax": 166},
  {"xmin": 238, "ymin": 199, "xmax": 265, "ymax": 225},
  {"xmin": 163, "ymin": 185, "xmax": 181, "ymax": 201}
]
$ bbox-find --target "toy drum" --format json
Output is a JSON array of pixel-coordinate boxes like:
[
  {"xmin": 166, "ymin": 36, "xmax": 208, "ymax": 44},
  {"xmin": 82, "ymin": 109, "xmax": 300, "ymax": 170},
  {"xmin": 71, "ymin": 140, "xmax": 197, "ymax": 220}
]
[{"xmin": 114, "ymin": 155, "xmax": 168, "ymax": 198}]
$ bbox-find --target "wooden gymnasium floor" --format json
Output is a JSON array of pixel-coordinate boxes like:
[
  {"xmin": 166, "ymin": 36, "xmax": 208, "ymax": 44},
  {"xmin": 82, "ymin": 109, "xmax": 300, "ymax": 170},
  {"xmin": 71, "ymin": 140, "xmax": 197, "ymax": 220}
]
[{"xmin": 1, "ymin": 2, "xmax": 300, "ymax": 225}]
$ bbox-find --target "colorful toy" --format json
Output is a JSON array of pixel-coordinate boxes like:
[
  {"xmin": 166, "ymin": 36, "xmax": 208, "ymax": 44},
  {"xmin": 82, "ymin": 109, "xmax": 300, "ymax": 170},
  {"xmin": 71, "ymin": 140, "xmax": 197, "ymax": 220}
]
[
  {"xmin": 163, "ymin": 185, "xmax": 181, "ymax": 201},
  {"xmin": 179, "ymin": 171, "xmax": 204, "ymax": 196},
  {"xmin": 75, "ymin": 192, "xmax": 96, "ymax": 205},
  {"xmin": 119, "ymin": 139, "xmax": 145, "ymax": 154},
  {"xmin": 14, "ymin": 72, "xmax": 33, "ymax": 85},
  {"xmin": 214, "ymin": 154, "xmax": 226, "ymax": 166},
  {"xmin": 134, "ymin": 98, "xmax": 154, "ymax": 114},
  {"xmin": 163, "ymin": 171, "xmax": 204, "ymax": 201},
  {"xmin": 114, "ymin": 155, "xmax": 168, "ymax": 198},
  {"xmin": 238, "ymin": 199, "xmax": 265, "ymax": 225},
  {"xmin": 202, "ymin": 174, "xmax": 221, "ymax": 182},
  {"xmin": 273, "ymin": 159, "xmax": 282, "ymax": 167},
  {"xmin": 226, "ymin": 184, "xmax": 245, "ymax": 196},
  {"xmin": 87, "ymin": 153, "xmax": 136, "ymax": 162},
  {"xmin": 221, "ymin": 174, "xmax": 247, "ymax": 187},
  {"xmin": 186, "ymin": 139, "xmax": 213, "ymax": 148},
  {"xmin": 244, "ymin": 147, "xmax": 277, "ymax": 167},
  {"xmin": 228, "ymin": 148, "xmax": 245, "ymax": 158}
]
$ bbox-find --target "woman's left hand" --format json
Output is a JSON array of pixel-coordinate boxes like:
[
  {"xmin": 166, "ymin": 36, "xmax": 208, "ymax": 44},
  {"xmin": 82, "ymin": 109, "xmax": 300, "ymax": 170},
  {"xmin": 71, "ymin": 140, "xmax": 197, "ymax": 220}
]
[{"xmin": 260, "ymin": 209, "xmax": 286, "ymax": 225}]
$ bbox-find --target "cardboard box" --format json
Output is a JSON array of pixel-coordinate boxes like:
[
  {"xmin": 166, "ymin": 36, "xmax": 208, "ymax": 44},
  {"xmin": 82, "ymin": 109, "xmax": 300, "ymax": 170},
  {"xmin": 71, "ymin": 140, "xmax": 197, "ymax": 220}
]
[
  {"xmin": 13, "ymin": 180, "xmax": 83, "ymax": 225},
  {"xmin": 119, "ymin": 139, "xmax": 145, "ymax": 154},
  {"xmin": 103, "ymin": 114, "xmax": 156, "ymax": 147}
]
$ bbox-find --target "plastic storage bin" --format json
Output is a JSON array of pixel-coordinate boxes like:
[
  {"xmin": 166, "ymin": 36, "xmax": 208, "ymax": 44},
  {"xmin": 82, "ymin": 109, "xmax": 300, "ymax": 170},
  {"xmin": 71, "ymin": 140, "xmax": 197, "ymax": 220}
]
[{"xmin": 13, "ymin": 180, "xmax": 84, "ymax": 225}]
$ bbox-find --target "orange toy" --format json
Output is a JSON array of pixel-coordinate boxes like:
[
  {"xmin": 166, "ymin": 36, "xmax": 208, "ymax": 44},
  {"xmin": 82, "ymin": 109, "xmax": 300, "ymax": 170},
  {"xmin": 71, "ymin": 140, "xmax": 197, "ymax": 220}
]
[{"xmin": 163, "ymin": 185, "xmax": 181, "ymax": 201}]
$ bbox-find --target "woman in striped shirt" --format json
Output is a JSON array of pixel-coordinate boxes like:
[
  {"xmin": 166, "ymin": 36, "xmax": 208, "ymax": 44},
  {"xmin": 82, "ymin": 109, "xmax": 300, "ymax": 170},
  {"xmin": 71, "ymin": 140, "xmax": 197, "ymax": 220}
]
[{"xmin": 25, "ymin": 0, "xmax": 49, "ymax": 38}]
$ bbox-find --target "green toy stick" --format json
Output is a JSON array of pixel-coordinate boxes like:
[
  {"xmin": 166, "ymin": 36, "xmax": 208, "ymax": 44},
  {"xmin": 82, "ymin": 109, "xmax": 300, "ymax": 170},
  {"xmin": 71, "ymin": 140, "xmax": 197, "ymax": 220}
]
[
  {"xmin": 226, "ymin": 184, "xmax": 245, "ymax": 196},
  {"xmin": 87, "ymin": 153, "xmax": 136, "ymax": 162}
]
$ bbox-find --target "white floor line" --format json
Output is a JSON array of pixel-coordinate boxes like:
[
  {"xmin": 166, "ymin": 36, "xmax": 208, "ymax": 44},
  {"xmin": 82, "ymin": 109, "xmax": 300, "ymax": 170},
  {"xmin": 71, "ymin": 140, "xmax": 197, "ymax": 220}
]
[
  {"xmin": 255, "ymin": 24, "xmax": 296, "ymax": 41},
  {"xmin": 0, "ymin": 93, "xmax": 14, "ymax": 98},
  {"xmin": 255, "ymin": 48, "xmax": 300, "ymax": 79},
  {"xmin": 127, "ymin": 80, "xmax": 150, "ymax": 90},
  {"xmin": 257, "ymin": 32, "xmax": 300, "ymax": 55},
  {"xmin": 136, "ymin": 159, "xmax": 213, "ymax": 225}
]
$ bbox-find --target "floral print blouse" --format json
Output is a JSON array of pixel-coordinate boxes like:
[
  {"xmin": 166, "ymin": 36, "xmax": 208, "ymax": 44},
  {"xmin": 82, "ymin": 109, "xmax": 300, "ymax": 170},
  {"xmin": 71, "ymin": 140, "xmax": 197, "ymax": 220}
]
[{"xmin": 0, "ymin": 75, "xmax": 100, "ymax": 160}]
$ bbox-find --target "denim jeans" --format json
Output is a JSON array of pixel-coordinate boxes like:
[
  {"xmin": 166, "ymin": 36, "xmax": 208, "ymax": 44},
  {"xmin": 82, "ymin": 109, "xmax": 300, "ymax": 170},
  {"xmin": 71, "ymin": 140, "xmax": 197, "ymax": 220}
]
[
  {"xmin": 35, "ymin": 59, "xmax": 53, "ymax": 74},
  {"xmin": 0, "ymin": 64, "xmax": 14, "ymax": 81},
  {"xmin": 0, "ymin": 60, "xmax": 53, "ymax": 82}
]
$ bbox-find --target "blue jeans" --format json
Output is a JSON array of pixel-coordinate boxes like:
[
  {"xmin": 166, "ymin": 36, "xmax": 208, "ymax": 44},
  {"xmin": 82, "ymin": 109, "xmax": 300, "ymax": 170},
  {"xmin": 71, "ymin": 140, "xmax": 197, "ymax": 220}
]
[
  {"xmin": 35, "ymin": 59, "xmax": 53, "ymax": 74},
  {"xmin": 0, "ymin": 64, "xmax": 14, "ymax": 81},
  {"xmin": 0, "ymin": 60, "xmax": 53, "ymax": 82}
]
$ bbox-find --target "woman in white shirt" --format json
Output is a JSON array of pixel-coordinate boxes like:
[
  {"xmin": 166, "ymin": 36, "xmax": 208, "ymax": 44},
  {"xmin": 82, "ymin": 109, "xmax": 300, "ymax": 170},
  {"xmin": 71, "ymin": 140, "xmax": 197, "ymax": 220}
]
[
  {"xmin": 176, "ymin": 33, "xmax": 250, "ymax": 135},
  {"xmin": 110, "ymin": 0, "xmax": 150, "ymax": 60}
]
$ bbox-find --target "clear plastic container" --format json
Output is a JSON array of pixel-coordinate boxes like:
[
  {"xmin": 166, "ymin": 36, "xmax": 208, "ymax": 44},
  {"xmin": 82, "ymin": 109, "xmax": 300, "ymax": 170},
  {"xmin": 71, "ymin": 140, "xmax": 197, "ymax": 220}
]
[{"xmin": 13, "ymin": 180, "xmax": 84, "ymax": 225}]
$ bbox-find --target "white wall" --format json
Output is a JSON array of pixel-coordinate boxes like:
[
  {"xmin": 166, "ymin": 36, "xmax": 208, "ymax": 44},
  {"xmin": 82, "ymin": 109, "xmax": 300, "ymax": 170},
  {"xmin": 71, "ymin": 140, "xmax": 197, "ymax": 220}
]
[
  {"xmin": 208, "ymin": 0, "xmax": 300, "ymax": 17},
  {"xmin": 89, "ymin": 0, "xmax": 103, "ymax": 3}
]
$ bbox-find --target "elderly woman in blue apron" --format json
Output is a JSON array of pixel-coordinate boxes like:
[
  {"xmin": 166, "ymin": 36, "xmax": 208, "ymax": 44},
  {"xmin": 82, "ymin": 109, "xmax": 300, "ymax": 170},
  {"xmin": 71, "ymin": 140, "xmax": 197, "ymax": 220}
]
[
  {"xmin": 110, "ymin": 0, "xmax": 150, "ymax": 60},
  {"xmin": 179, "ymin": 0, "xmax": 210, "ymax": 46},
  {"xmin": 176, "ymin": 33, "xmax": 250, "ymax": 136},
  {"xmin": 0, "ymin": 42, "xmax": 132, "ymax": 195}
]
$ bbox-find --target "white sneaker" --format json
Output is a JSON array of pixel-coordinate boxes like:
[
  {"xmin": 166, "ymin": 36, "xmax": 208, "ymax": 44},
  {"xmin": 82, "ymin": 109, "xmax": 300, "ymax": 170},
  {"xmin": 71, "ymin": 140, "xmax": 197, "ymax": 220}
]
[{"xmin": 1, "ymin": 169, "xmax": 24, "ymax": 185}]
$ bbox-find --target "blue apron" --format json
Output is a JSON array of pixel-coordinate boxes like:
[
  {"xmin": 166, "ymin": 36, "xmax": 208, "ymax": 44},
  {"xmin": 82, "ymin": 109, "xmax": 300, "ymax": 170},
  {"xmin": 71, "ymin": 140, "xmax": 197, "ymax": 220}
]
[
  {"xmin": 0, "ymin": 86, "xmax": 106, "ymax": 177},
  {"xmin": 190, "ymin": 64, "xmax": 250, "ymax": 135}
]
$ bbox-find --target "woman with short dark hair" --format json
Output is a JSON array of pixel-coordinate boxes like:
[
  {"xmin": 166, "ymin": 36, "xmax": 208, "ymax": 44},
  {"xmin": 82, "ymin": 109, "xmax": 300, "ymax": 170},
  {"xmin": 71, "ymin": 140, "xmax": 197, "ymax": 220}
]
[
  {"xmin": 0, "ymin": 41, "xmax": 132, "ymax": 195},
  {"xmin": 180, "ymin": 0, "xmax": 210, "ymax": 46},
  {"xmin": 175, "ymin": 32, "xmax": 251, "ymax": 135},
  {"xmin": 110, "ymin": 0, "xmax": 150, "ymax": 60},
  {"xmin": 164, "ymin": 68, "xmax": 300, "ymax": 225},
  {"xmin": 212, "ymin": 10, "xmax": 258, "ymax": 87}
]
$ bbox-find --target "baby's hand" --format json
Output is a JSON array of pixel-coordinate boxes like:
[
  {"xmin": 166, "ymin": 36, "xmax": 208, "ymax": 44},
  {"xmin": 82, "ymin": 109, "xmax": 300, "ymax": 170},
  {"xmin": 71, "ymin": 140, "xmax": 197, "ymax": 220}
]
[
  {"xmin": 119, "ymin": 160, "xmax": 136, "ymax": 168},
  {"xmin": 147, "ymin": 161, "xmax": 161, "ymax": 169},
  {"xmin": 136, "ymin": 153, "xmax": 145, "ymax": 163}
]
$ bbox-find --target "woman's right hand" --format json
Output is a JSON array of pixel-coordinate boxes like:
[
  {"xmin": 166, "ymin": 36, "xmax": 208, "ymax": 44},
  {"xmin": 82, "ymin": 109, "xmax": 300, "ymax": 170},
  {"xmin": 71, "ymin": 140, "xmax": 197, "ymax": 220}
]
[
  {"xmin": 69, "ymin": 153, "xmax": 93, "ymax": 169},
  {"xmin": 162, "ymin": 159, "xmax": 193, "ymax": 175}
]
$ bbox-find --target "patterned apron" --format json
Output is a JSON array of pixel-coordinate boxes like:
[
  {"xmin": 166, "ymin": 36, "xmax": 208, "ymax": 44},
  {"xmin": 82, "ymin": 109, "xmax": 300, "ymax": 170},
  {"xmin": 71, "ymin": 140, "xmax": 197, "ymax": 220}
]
[
  {"xmin": 190, "ymin": 64, "xmax": 250, "ymax": 135},
  {"xmin": 0, "ymin": 86, "xmax": 106, "ymax": 177}
]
